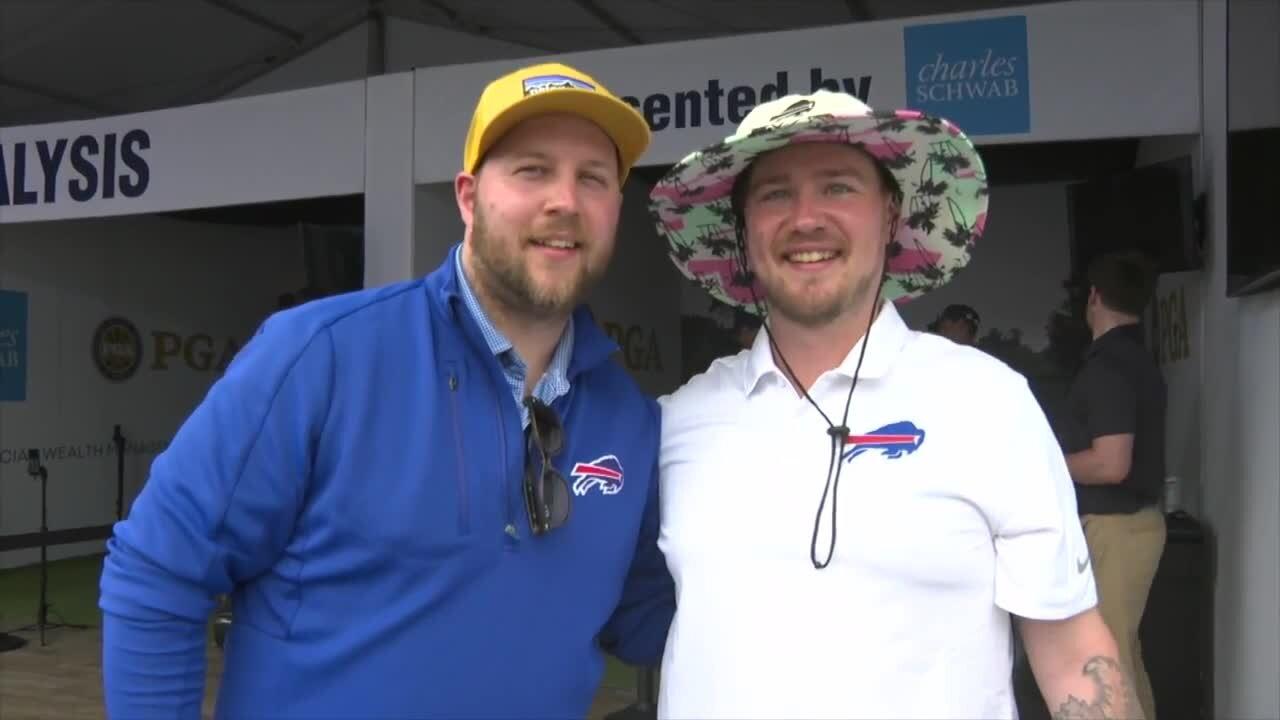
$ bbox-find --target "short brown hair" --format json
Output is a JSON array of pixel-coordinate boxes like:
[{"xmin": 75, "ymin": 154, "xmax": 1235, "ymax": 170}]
[
  {"xmin": 728, "ymin": 145, "xmax": 903, "ymax": 222},
  {"xmin": 1087, "ymin": 250, "xmax": 1158, "ymax": 316}
]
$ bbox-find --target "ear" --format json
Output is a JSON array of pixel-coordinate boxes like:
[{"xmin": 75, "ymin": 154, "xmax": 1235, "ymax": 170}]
[
  {"xmin": 455, "ymin": 171, "xmax": 477, "ymax": 227},
  {"xmin": 884, "ymin": 195, "xmax": 902, "ymax": 242}
]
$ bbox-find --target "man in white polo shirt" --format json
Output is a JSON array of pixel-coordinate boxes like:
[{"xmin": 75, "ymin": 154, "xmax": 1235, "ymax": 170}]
[{"xmin": 646, "ymin": 90, "xmax": 1142, "ymax": 720}]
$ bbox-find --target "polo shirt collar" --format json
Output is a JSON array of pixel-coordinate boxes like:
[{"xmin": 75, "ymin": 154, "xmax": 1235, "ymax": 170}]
[
  {"xmin": 1086, "ymin": 322, "xmax": 1144, "ymax": 358},
  {"xmin": 430, "ymin": 241, "xmax": 618, "ymax": 379},
  {"xmin": 742, "ymin": 301, "xmax": 913, "ymax": 395}
]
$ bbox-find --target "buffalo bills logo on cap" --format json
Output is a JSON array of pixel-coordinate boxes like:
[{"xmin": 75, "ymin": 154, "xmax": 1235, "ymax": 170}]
[
  {"xmin": 769, "ymin": 98, "xmax": 816, "ymax": 125},
  {"xmin": 570, "ymin": 455, "xmax": 624, "ymax": 496},
  {"xmin": 522, "ymin": 74, "xmax": 596, "ymax": 96},
  {"xmin": 841, "ymin": 421, "xmax": 926, "ymax": 463}
]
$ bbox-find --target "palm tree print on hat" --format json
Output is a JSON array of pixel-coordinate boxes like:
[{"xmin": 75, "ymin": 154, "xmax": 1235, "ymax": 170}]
[{"xmin": 648, "ymin": 103, "xmax": 990, "ymax": 313}]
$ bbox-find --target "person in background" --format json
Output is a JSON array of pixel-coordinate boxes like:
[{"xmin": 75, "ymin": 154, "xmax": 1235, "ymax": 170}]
[
  {"xmin": 731, "ymin": 308, "xmax": 762, "ymax": 350},
  {"xmin": 648, "ymin": 88, "xmax": 1141, "ymax": 719},
  {"xmin": 99, "ymin": 61, "xmax": 674, "ymax": 720},
  {"xmin": 928, "ymin": 302, "xmax": 981, "ymax": 345},
  {"xmin": 1063, "ymin": 249, "xmax": 1167, "ymax": 720}
]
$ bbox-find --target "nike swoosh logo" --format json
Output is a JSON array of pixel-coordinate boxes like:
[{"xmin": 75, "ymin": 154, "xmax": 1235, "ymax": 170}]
[{"xmin": 1077, "ymin": 557, "xmax": 1090, "ymax": 573}]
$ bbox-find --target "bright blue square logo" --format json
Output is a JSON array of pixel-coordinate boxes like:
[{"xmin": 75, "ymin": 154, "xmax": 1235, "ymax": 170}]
[
  {"xmin": 904, "ymin": 15, "xmax": 1031, "ymax": 136},
  {"xmin": 0, "ymin": 290, "xmax": 28, "ymax": 402}
]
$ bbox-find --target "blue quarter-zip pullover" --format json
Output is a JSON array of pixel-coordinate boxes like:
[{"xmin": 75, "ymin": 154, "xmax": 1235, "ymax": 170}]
[{"xmin": 99, "ymin": 247, "xmax": 674, "ymax": 719}]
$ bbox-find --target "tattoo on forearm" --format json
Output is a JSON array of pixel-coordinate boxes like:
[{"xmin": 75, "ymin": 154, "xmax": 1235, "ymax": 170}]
[{"xmin": 1051, "ymin": 656, "xmax": 1144, "ymax": 720}]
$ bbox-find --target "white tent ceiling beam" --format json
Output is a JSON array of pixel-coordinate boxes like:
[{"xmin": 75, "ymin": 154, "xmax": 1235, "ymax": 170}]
[{"xmin": 200, "ymin": 0, "xmax": 307, "ymax": 43}]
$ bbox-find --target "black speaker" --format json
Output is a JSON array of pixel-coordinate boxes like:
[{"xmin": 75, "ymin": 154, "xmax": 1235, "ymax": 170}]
[
  {"xmin": 1014, "ymin": 511, "xmax": 1214, "ymax": 720},
  {"xmin": 1139, "ymin": 512, "xmax": 1214, "ymax": 720}
]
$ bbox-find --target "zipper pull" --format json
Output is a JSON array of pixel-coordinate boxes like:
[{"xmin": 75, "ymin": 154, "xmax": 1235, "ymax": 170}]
[{"xmin": 448, "ymin": 373, "xmax": 458, "ymax": 391}]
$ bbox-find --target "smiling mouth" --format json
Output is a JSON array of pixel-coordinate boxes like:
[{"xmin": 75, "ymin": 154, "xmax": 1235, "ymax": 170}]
[
  {"xmin": 784, "ymin": 249, "xmax": 840, "ymax": 264},
  {"xmin": 530, "ymin": 237, "xmax": 580, "ymax": 250}
]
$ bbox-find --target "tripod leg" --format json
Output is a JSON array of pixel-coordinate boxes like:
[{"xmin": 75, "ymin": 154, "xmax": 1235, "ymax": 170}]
[
  {"xmin": 636, "ymin": 666, "xmax": 657, "ymax": 711},
  {"xmin": 39, "ymin": 469, "xmax": 49, "ymax": 647},
  {"xmin": 39, "ymin": 550, "xmax": 47, "ymax": 647},
  {"xmin": 114, "ymin": 427, "xmax": 126, "ymax": 522}
]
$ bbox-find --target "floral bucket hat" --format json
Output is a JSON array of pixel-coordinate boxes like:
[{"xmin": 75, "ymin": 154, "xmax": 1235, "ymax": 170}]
[{"xmin": 647, "ymin": 90, "xmax": 989, "ymax": 314}]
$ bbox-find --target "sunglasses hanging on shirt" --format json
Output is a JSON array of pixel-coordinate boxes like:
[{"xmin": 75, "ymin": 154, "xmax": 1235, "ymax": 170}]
[{"xmin": 523, "ymin": 397, "xmax": 572, "ymax": 535}]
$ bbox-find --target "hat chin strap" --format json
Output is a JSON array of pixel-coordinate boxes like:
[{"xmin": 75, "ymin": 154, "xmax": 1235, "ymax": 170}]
[{"xmin": 733, "ymin": 220, "xmax": 890, "ymax": 570}]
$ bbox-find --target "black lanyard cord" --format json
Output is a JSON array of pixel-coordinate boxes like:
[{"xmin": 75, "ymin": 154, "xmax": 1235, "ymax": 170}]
[
  {"xmin": 732, "ymin": 222, "xmax": 887, "ymax": 570},
  {"xmin": 808, "ymin": 283, "xmax": 879, "ymax": 569}
]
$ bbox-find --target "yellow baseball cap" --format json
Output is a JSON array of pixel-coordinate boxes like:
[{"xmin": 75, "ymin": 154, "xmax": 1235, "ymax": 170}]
[{"xmin": 462, "ymin": 62, "xmax": 652, "ymax": 183}]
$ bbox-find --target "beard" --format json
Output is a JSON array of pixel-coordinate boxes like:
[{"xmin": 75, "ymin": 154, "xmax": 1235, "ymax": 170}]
[
  {"xmin": 469, "ymin": 203, "xmax": 605, "ymax": 320},
  {"xmin": 757, "ymin": 259, "xmax": 881, "ymax": 329}
]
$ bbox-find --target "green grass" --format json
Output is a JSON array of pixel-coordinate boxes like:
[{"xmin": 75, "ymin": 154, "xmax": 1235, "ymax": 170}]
[
  {"xmin": 0, "ymin": 553, "xmax": 105, "ymax": 630},
  {"xmin": 602, "ymin": 655, "xmax": 643, "ymax": 689},
  {"xmin": 0, "ymin": 553, "xmax": 639, "ymax": 689}
]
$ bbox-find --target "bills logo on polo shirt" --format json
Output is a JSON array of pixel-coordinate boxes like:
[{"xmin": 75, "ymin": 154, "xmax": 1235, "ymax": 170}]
[
  {"xmin": 570, "ymin": 455, "xmax": 625, "ymax": 496},
  {"xmin": 841, "ymin": 421, "xmax": 926, "ymax": 463}
]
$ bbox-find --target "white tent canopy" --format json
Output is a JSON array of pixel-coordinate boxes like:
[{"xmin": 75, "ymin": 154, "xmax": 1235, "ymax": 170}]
[
  {"xmin": 0, "ymin": 0, "xmax": 1053, "ymax": 128},
  {"xmin": 0, "ymin": 5, "xmax": 1276, "ymax": 719}
]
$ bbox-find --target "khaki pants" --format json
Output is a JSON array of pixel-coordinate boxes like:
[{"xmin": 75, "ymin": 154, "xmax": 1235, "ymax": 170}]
[{"xmin": 1082, "ymin": 507, "xmax": 1167, "ymax": 720}]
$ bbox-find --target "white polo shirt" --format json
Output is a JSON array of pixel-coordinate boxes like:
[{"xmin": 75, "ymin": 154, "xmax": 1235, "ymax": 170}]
[{"xmin": 655, "ymin": 302, "xmax": 1096, "ymax": 720}]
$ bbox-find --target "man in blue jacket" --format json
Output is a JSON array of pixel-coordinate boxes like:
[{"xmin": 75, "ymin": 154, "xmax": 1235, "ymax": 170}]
[{"xmin": 99, "ymin": 61, "xmax": 674, "ymax": 719}]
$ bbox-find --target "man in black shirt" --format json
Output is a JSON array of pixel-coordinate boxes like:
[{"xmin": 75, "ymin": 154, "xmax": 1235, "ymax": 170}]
[
  {"xmin": 1064, "ymin": 250, "xmax": 1167, "ymax": 720},
  {"xmin": 928, "ymin": 303, "xmax": 981, "ymax": 345},
  {"xmin": 731, "ymin": 309, "xmax": 762, "ymax": 350}
]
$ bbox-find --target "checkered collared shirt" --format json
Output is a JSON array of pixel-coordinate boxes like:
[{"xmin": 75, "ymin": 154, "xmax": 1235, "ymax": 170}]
[{"xmin": 453, "ymin": 245, "xmax": 574, "ymax": 428}]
